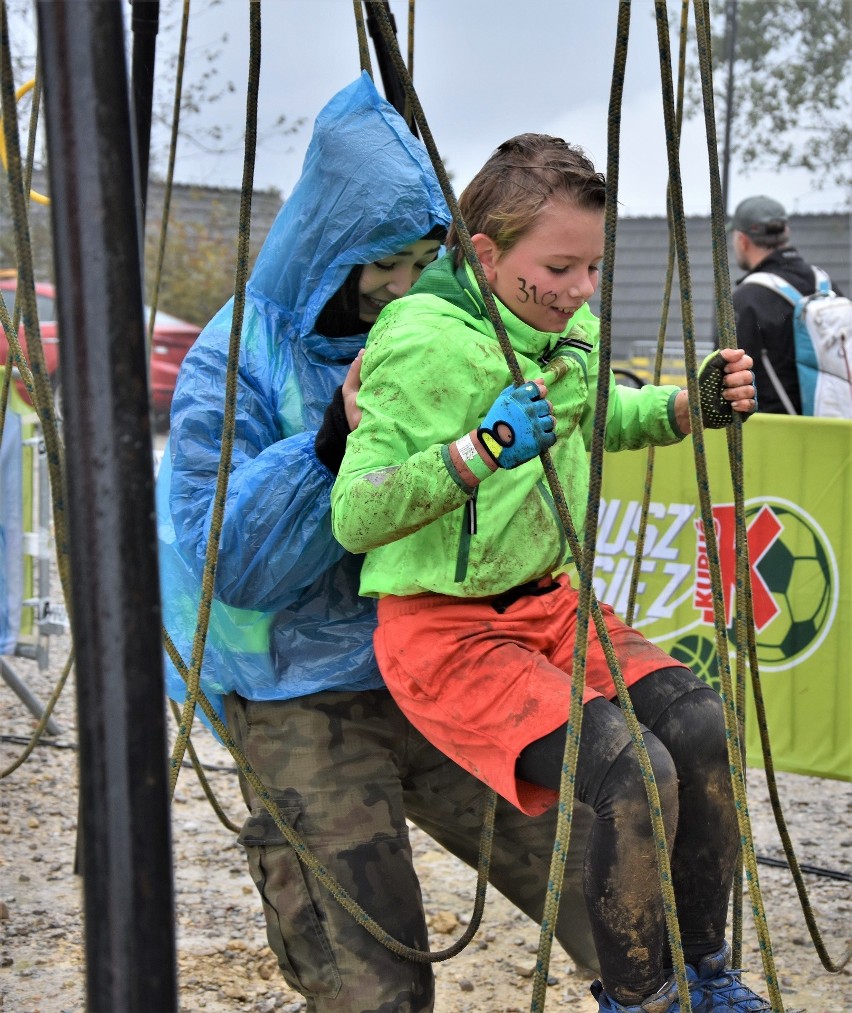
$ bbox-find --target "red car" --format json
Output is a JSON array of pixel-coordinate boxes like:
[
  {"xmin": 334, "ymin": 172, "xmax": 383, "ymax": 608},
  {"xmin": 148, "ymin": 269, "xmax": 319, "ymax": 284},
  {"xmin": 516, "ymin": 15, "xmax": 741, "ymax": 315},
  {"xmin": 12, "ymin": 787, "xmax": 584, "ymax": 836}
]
[{"xmin": 0, "ymin": 276, "xmax": 200, "ymax": 423}]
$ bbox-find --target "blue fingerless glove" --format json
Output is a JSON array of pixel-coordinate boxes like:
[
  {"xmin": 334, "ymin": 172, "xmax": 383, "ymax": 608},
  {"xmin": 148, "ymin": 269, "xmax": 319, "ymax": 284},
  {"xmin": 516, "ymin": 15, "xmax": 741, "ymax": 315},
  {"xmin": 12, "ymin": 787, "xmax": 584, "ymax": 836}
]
[{"xmin": 477, "ymin": 382, "xmax": 556, "ymax": 469}]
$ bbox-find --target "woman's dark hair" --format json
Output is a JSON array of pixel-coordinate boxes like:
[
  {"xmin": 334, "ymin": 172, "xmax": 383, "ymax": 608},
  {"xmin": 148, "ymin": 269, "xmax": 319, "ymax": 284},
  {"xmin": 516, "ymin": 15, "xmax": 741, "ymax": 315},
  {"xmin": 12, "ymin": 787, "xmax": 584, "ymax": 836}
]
[
  {"xmin": 314, "ymin": 225, "xmax": 447, "ymax": 338},
  {"xmin": 314, "ymin": 265, "xmax": 366, "ymax": 338}
]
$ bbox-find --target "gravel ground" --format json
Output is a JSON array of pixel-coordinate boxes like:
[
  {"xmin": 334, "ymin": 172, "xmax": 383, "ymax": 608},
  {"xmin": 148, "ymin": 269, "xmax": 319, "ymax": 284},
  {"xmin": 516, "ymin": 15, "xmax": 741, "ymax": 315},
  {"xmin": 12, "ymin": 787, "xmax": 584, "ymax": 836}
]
[{"xmin": 1, "ymin": 592, "xmax": 850, "ymax": 1012}]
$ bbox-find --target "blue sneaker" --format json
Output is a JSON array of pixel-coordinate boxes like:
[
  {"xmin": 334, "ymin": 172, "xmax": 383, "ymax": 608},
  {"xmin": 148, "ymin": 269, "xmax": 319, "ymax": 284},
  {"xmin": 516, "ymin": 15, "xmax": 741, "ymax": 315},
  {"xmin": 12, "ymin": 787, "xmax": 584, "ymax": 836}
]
[
  {"xmin": 688, "ymin": 944, "xmax": 771, "ymax": 1012},
  {"xmin": 590, "ymin": 975, "xmax": 695, "ymax": 1013}
]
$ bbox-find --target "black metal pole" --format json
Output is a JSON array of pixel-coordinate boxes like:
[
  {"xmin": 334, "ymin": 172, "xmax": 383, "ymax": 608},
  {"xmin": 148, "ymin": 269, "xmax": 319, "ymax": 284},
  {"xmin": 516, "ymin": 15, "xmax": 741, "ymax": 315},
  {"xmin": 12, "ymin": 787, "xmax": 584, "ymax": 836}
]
[
  {"xmin": 364, "ymin": 0, "xmax": 418, "ymax": 135},
  {"xmin": 130, "ymin": 0, "xmax": 161, "ymax": 221},
  {"xmin": 34, "ymin": 2, "xmax": 177, "ymax": 1011}
]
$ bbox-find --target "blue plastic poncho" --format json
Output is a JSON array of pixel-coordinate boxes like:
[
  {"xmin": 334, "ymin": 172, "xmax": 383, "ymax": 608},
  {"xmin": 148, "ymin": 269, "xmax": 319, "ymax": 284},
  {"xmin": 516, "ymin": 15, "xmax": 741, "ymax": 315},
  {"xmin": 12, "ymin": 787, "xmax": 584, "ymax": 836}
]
[{"xmin": 156, "ymin": 73, "xmax": 450, "ymax": 716}]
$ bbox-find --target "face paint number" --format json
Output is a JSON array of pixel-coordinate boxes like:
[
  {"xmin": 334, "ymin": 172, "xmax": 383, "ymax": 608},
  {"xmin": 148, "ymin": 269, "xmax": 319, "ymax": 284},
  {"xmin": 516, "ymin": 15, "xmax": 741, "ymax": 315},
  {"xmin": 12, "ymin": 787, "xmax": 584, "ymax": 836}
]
[{"xmin": 517, "ymin": 277, "xmax": 557, "ymax": 306}]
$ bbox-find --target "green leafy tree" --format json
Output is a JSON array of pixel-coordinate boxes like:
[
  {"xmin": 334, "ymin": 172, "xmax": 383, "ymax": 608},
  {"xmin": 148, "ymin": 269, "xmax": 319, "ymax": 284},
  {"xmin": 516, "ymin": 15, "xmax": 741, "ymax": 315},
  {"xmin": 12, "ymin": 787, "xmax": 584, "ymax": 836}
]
[{"xmin": 683, "ymin": 0, "xmax": 852, "ymax": 194}]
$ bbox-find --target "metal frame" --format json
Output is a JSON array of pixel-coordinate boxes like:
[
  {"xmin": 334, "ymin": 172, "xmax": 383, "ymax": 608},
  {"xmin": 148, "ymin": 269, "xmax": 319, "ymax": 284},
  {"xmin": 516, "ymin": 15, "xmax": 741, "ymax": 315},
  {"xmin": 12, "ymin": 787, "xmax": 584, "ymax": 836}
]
[{"xmin": 1, "ymin": 415, "xmax": 67, "ymax": 735}]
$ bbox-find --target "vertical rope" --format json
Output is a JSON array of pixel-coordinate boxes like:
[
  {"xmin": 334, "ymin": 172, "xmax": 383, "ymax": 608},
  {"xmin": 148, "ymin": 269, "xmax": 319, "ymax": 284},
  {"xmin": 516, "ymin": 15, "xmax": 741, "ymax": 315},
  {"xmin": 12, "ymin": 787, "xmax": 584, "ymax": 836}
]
[
  {"xmin": 693, "ymin": 0, "xmax": 850, "ymax": 985},
  {"xmin": 0, "ymin": 0, "xmax": 71, "ymax": 620},
  {"xmin": 163, "ymin": 0, "xmax": 498, "ymax": 965},
  {"xmin": 163, "ymin": 631, "xmax": 496, "ymax": 960},
  {"xmin": 690, "ymin": 4, "xmax": 786, "ymax": 1007},
  {"xmin": 624, "ymin": 0, "xmax": 689, "ymax": 628},
  {"xmin": 533, "ymin": 5, "xmax": 689, "ymax": 1010},
  {"xmin": 403, "ymin": 0, "xmax": 415, "ymax": 128},
  {"xmin": 168, "ymin": 0, "xmax": 260, "ymax": 793},
  {"xmin": 0, "ymin": 64, "xmax": 41, "ymax": 445},
  {"xmin": 146, "ymin": 0, "xmax": 190, "ymax": 353},
  {"xmin": 655, "ymin": 1, "xmax": 787, "ymax": 1008},
  {"xmin": 353, "ymin": 0, "xmax": 372, "ymax": 77}
]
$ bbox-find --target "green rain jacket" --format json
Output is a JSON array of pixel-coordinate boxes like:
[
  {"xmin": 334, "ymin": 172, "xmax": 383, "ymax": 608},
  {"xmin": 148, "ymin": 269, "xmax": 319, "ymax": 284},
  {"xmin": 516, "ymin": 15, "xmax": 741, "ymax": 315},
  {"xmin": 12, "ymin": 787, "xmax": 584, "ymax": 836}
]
[{"xmin": 331, "ymin": 256, "xmax": 685, "ymax": 598}]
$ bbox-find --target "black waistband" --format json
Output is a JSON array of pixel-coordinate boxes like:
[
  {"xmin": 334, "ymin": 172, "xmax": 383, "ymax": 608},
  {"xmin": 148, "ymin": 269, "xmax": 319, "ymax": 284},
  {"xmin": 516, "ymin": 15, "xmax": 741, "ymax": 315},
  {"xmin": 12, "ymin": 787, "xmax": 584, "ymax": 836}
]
[{"xmin": 491, "ymin": 577, "xmax": 558, "ymax": 615}]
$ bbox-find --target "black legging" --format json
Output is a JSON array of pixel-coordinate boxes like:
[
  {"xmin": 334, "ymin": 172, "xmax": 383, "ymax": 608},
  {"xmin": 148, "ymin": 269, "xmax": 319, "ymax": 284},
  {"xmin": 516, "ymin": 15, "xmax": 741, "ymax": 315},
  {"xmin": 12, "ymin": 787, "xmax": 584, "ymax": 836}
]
[{"xmin": 516, "ymin": 666, "xmax": 739, "ymax": 1004}]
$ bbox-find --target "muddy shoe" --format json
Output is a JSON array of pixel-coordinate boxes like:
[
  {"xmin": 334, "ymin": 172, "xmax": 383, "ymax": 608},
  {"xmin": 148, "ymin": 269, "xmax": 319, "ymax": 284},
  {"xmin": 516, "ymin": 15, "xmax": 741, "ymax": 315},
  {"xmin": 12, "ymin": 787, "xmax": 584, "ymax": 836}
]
[
  {"xmin": 590, "ymin": 975, "xmax": 693, "ymax": 1013},
  {"xmin": 689, "ymin": 944, "xmax": 771, "ymax": 1012}
]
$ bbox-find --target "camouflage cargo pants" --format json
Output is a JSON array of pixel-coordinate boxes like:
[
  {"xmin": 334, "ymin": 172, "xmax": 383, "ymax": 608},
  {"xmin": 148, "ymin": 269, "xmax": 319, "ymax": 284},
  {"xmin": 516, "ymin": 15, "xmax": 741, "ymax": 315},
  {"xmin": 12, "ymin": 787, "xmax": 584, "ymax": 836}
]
[{"xmin": 223, "ymin": 688, "xmax": 596, "ymax": 1013}]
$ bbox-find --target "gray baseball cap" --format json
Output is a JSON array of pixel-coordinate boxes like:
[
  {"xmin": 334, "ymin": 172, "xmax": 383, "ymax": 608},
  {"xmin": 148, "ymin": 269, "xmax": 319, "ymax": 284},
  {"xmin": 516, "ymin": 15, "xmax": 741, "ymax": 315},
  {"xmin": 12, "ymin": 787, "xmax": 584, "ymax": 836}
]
[{"xmin": 727, "ymin": 195, "xmax": 788, "ymax": 239}]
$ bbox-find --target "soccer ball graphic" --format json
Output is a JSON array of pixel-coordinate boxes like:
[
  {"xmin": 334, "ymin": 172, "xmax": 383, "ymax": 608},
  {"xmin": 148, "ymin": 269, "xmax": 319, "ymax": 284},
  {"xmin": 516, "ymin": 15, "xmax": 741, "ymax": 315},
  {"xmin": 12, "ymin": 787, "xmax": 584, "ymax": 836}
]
[
  {"xmin": 749, "ymin": 503, "xmax": 833, "ymax": 666},
  {"xmin": 669, "ymin": 503, "xmax": 834, "ymax": 680},
  {"xmin": 669, "ymin": 634, "xmax": 720, "ymax": 693}
]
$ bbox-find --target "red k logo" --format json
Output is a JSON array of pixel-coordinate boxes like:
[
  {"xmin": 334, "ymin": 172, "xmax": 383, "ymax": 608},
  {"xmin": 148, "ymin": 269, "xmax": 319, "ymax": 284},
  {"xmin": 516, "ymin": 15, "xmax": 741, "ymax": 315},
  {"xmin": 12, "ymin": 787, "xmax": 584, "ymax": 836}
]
[{"xmin": 693, "ymin": 504, "xmax": 783, "ymax": 630}]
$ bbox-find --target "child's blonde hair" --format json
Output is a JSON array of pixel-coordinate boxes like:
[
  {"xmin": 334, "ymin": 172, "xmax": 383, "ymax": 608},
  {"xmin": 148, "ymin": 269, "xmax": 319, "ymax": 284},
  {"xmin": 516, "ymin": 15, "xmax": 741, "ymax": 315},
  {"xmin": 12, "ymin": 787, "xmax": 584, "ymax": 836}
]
[{"xmin": 448, "ymin": 134, "xmax": 606, "ymax": 265}]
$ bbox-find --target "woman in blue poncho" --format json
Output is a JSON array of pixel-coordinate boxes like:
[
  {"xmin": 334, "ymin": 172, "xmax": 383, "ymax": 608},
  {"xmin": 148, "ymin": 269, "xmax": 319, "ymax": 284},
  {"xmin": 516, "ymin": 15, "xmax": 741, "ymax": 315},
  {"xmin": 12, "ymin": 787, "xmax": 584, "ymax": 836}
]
[{"xmin": 157, "ymin": 74, "xmax": 596, "ymax": 1010}]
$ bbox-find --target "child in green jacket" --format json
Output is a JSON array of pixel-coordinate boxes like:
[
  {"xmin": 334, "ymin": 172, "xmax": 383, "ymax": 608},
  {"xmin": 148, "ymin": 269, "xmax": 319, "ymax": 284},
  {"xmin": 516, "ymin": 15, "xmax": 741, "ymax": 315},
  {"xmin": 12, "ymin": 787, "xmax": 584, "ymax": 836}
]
[{"xmin": 332, "ymin": 134, "xmax": 767, "ymax": 1013}]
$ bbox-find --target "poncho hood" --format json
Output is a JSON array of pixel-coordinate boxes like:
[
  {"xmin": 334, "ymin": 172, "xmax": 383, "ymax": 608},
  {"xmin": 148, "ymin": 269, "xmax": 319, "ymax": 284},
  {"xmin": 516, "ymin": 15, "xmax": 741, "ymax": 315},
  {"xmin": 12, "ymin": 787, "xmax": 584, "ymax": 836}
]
[{"xmin": 247, "ymin": 71, "xmax": 450, "ymax": 364}]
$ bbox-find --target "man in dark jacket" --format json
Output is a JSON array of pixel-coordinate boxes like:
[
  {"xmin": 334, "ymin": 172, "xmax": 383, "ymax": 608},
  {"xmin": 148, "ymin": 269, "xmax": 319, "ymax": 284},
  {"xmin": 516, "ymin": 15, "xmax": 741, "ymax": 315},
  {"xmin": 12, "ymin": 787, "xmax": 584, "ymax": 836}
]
[{"xmin": 728, "ymin": 195, "xmax": 840, "ymax": 414}]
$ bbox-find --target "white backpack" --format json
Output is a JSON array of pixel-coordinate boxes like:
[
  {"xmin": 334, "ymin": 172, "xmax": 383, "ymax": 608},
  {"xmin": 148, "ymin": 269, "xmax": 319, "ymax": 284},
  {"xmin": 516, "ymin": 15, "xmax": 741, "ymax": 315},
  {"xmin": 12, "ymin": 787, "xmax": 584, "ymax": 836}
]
[{"xmin": 742, "ymin": 266, "xmax": 852, "ymax": 418}]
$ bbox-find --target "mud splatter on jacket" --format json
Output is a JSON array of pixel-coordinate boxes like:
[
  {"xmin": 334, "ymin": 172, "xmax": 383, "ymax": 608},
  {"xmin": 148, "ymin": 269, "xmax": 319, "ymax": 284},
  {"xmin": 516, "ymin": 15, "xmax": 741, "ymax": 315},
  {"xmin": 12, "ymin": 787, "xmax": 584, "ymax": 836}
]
[
  {"xmin": 331, "ymin": 256, "xmax": 685, "ymax": 598},
  {"xmin": 155, "ymin": 74, "xmax": 449, "ymax": 713}
]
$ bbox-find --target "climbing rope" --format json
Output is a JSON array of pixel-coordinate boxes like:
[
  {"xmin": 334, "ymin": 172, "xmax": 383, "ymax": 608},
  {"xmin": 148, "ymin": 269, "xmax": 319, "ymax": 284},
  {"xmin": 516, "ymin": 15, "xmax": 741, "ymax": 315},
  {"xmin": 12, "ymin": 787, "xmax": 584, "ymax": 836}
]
[
  {"xmin": 403, "ymin": 0, "xmax": 415, "ymax": 129},
  {"xmin": 0, "ymin": 22, "xmax": 74, "ymax": 780},
  {"xmin": 352, "ymin": 0, "xmax": 372, "ymax": 77},
  {"xmin": 167, "ymin": 698, "xmax": 241, "ymax": 834},
  {"xmin": 530, "ymin": 6, "xmax": 690, "ymax": 1011},
  {"xmin": 0, "ymin": 7, "xmax": 68, "ymax": 578},
  {"xmin": 163, "ymin": 629, "xmax": 496, "ymax": 961},
  {"xmin": 0, "ymin": 1, "xmax": 71, "ymax": 625},
  {"xmin": 620, "ymin": 0, "xmax": 847, "ymax": 987},
  {"xmin": 167, "ymin": 0, "xmax": 260, "ymax": 795},
  {"xmin": 654, "ymin": 2, "xmax": 786, "ymax": 1009},
  {"xmin": 0, "ymin": 649, "xmax": 73, "ymax": 779},
  {"xmin": 695, "ymin": 0, "xmax": 849, "ymax": 979},
  {"xmin": 694, "ymin": 0, "xmax": 798, "ymax": 1005},
  {"xmin": 361, "ymin": 9, "xmax": 688, "ymax": 1010},
  {"xmin": 146, "ymin": 0, "xmax": 191, "ymax": 356},
  {"xmin": 623, "ymin": 0, "xmax": 689, "ymax": 632},
  {"xmin": 0, "ymin": 77, "xmax": 49, "ymax": 205},
  {"xmin": 0, "ymin": 0, "xmax": 844, "ymax": 1000}
]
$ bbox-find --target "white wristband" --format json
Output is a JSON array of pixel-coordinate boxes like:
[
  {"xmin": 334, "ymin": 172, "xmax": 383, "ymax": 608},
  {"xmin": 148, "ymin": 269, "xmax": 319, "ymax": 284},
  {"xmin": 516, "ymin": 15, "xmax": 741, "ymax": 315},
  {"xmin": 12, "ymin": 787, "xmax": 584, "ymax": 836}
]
[
  {"xmin": 455, "ymin": 433, "xmax": 479, "ymax": 462},
  {"xmin": 454, "ymin": 433, "xmax": 493, "ymax": 481}
]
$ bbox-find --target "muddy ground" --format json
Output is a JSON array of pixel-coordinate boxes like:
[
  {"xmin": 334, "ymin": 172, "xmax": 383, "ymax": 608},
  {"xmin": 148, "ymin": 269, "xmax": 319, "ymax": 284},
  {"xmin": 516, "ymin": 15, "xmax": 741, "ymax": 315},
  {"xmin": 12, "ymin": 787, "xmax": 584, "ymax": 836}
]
[{"xmin": 1, "ymin": 616, "xmax": 850, "ymax": 1013}]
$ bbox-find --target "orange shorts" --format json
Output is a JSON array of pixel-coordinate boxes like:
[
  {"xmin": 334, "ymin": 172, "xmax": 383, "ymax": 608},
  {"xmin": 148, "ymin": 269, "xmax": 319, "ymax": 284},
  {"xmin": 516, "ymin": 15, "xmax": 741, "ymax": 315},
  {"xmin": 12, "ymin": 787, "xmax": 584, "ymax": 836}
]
[{"xmin": 375, "ymin": 575, "xmax": 686, "ymax": 816}]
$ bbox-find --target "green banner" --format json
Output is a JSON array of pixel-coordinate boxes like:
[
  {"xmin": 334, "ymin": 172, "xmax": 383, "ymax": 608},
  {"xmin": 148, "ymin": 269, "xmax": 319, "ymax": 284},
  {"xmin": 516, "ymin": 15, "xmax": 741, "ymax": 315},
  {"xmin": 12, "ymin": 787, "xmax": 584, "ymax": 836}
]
[{"xmin": 597, "ymin": 414, "xmax": 851, "ymax": 782}]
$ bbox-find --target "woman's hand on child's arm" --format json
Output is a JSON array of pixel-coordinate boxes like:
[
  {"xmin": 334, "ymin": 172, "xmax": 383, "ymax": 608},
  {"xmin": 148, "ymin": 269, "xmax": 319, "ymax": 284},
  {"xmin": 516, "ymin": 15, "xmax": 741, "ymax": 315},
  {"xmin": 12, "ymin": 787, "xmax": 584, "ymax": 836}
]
[
  {"xmin": 342, "ymin": 349, "xmax": 365, "ymax": 430},
  {"xmin": 449, "ymin": 379, "xmax": 556, "ymax": 485},
  {"xmin": 315, "ymin": 349, "xmax": 366, "ymax": 475}
]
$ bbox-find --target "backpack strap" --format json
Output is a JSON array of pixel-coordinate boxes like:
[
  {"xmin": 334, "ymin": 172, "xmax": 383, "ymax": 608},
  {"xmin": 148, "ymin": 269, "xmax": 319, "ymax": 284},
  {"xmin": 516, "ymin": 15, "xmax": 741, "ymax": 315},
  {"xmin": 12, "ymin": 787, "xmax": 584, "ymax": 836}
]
[
  {"xmin": 759, "ymin": 348, "xmax": 798, "ymax": 415},
  {"xmin": 739, "ymin": 271, "xmax": 802, "ymax": 414},
  {"xmin": 811, "ymin": 265, "xmax": 833, "ymax": 295},
  {"xmin": 740, "ymin": 271, "xmax": 802, "ymax": 306}
]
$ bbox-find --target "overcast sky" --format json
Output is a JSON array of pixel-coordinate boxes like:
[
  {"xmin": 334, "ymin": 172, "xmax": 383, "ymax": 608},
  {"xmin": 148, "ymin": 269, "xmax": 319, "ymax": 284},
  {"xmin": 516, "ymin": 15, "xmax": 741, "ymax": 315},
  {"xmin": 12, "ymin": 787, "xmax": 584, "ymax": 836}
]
[{"xmin": 149, "ymin": 0, "xmax": 847, "ymax": 217}]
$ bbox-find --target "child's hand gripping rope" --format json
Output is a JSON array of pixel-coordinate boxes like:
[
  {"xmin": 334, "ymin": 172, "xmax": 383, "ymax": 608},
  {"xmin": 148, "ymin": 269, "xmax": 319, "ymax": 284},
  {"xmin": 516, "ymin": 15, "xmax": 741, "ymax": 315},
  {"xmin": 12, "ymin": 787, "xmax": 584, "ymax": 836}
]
[
  {"xmin": 698, "ymin": 351, "xmax": 758, "ymax": 428},
  {"xmin": 477, "ymin": 381, "xmax": 556, "ymax": 468}
]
